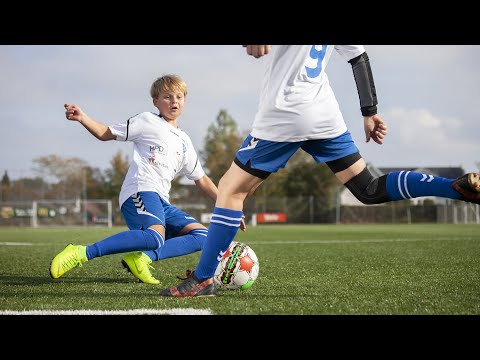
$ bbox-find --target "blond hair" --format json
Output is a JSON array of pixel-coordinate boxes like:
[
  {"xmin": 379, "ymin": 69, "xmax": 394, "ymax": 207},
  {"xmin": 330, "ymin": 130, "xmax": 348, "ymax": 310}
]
[{"xmin": 150, "ymin": 74, "xmax": 188, "ymax": 99}]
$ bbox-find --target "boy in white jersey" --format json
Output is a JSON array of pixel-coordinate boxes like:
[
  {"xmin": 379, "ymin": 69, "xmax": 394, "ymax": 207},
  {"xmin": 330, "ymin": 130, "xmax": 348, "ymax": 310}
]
[
  {"xmin": 50, "ymin": 74, "xmax": 244, "ymax": 284},
  {"xmin": 160, "ymin": 45, "xmax": 480, "ymax": 297}
]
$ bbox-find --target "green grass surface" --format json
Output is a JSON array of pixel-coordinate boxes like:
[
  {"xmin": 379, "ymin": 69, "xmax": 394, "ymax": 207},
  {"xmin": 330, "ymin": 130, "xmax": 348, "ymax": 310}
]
[{"xmin": 0, "ymin": 224, "xmax": 479, "ymax": 315}]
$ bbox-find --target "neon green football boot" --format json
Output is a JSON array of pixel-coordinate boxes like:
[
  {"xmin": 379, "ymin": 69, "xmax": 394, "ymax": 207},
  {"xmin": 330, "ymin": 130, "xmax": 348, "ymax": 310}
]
[
  {"xmin": 50, "ymin": 244, "xmax": 88, "ymax": 279},
  {"xmin": 121, "ymin": 252, "xmax": 160, "ymax": 285}
]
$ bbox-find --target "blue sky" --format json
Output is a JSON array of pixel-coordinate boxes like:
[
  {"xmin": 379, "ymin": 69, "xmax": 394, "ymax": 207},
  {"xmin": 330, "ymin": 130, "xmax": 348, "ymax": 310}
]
[{"xmin": 1, "ymin": 45, "xmax": 479, "ymax": 180}]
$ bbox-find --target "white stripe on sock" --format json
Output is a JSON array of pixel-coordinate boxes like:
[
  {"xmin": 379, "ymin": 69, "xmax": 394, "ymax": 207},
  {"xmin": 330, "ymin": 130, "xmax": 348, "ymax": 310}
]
[
  {"xmin": 397, "ymin": 171, "xmax": 407, "ymax": 199},
  {"xmin": 212, "ymin": 214, "xmax": 243, "ymax": 221},
  {"xmin": 403, "ymin": 171, "xmax": 412, "ymax": 198},
  {"xmin": 211, "ymin": 219, "xmax": 240, "ymax": 227}
]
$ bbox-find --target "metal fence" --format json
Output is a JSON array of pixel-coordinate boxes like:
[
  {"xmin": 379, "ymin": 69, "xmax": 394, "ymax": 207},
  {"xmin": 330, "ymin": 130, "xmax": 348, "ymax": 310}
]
[
  {"xmin": 0, "ymin": 199, "xmax": 113, "ymax": 227},
  {"xmin": 179, "ymin": 196, "xmax": 480, "ymax": 225},
  {"xmin": 1, "ymin": 197, "xmax": 478, "ymax": 227}
]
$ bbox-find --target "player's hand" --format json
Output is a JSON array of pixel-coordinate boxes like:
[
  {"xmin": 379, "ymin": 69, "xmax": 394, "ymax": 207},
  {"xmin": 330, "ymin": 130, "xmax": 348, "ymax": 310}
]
[
  {"xmin": 364, "ymin": 114, "xmax": 387, "ymax": 144},
  {"xmin": 64, "ymin": 103, "xmax": 86, "ymax": 122},
  {"xmin": 243, "ymin": 45, "xmax": 272, "ymax": 58},
  {"xmin": 240, "ymin": 215, "xmax": 247, "ymax": 232}
]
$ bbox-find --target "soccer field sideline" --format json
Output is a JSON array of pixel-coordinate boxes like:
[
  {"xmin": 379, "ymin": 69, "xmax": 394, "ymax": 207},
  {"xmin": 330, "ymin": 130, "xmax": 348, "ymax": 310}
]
[
  {"xmin": 0, "ymin": 308, "xmax": 212, "ymax": 315},
  {"xmin": 1, "ymin": 235, "xmax": 477, "ymax": 248}
]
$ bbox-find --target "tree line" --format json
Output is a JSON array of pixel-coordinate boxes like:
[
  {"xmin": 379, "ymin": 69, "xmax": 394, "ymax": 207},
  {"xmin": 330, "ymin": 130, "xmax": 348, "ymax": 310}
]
[{"xmin": 1, "ymin": 110, "xmax": 342, "ymax": 212}]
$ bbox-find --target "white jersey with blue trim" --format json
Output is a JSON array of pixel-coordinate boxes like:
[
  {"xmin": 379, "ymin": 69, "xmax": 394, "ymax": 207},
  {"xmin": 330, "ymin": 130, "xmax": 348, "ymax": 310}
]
[
  {"xmin": 251, "ymin": 45, "xmax": 366, "ymax": 142},
  {"xmin": 109, "ymin": 112, "xmax": 205, "ymax": 206}
]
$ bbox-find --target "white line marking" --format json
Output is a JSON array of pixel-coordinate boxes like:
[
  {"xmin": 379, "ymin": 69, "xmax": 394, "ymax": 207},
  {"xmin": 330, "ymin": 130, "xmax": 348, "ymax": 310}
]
[
  {"xmin": 1, "ymin": 237, "xmax": 475, "ymax": 248},
  {"xmin": 0, "ymin": 308, "xmax": 212, "ymax": 315},
  {"xmin": 0, "ymin": 242, "xmax": 35, "ymax": 246},
  {"xmin": 250, "ymin": 237, "xmax": 477, "ymax": 245}
]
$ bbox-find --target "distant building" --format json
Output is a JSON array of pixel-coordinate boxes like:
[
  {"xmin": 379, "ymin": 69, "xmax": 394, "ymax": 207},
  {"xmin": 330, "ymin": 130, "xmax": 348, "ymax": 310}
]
[{"xmin": 339, "ymin": 165, "xmax": 465, "ymax": 206}]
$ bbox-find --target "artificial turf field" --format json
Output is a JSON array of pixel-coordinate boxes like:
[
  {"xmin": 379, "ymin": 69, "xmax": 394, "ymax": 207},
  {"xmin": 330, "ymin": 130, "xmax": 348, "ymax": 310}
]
[{"xmin": 0, "ymin": 224, "xmax": 479, "ymax": 315}]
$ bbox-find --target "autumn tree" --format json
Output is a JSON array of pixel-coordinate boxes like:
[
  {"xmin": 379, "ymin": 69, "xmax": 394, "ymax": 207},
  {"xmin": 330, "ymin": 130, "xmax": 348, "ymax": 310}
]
[
  {"xmin": 104, "ymin": 150, "xmax": 129, "ymax": 200},
  {"xmin": 1, "ymin": 170, "xmax": 10, "ymax": 201},
  {"xmin": 32, "ymin": 155, "xmax": 101, "ymax": 200},
  {"xmin": 247, "ymin": 151, "xmax": 340, "ymax": 216},
  {"xmin": 201, "ymin": 109, "xmax": 243, "ymax": 185},
  {"xmin": 277, "ymin": 151, "xmax": 340, "ymax": 209}
]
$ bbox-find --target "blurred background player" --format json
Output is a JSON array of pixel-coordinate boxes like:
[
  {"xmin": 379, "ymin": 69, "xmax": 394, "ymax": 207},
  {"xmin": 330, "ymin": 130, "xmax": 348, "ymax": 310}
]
[{"xmin": 159, "ymin": 45, "xmax": 480, "ymax": 297}]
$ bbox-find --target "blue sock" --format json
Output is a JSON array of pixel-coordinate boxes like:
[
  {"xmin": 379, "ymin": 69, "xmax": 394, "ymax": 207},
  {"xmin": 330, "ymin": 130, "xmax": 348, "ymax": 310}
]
[
  {"xmin": 86, "ymin": 228, "xmax": 164, "ymax": 260},
  {"xmin": 386, "ymin": 171, "xmax": 461, "ymax": 201},
  {"xmin": 194, "ymin": 207, "xmax": 243, "ymax": 281},
  {"xmin": 145, "ymin": 228, "xmax": 207, "ymax": 261}
]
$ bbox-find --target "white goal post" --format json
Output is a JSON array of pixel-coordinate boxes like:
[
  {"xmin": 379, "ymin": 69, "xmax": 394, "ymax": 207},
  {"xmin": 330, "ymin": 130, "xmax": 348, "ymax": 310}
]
[{"xmin": 30, "ymin": 199, "xmax": 113, "ymax": 228}]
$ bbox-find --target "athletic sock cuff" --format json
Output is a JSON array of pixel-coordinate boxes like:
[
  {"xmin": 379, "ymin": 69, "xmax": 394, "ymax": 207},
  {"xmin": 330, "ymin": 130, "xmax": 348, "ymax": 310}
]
[{"xmin": 211, "ymin": 207, "xmax": 243, "ymax": 227}]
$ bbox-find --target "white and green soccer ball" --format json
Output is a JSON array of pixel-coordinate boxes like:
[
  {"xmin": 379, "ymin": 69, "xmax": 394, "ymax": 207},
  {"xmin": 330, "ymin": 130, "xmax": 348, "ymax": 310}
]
[{"xmin": 214, "ymin": 241, "xmax": 259, "ymax": 290}]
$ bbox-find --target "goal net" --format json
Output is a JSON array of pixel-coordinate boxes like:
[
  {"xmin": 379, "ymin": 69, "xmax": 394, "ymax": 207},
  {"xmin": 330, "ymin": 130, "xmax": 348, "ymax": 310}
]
[{"xmin": 0, "ymin": 199, "xmax": 112, "ymax": 227}]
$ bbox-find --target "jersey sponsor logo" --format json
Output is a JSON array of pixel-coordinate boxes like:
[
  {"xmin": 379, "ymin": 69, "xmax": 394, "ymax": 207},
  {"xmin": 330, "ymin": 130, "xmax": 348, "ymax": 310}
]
[
  {"xmin": 148, "ymin": 142, "xmax": 169, "ymax": 167},
  {"xmin": 148, "ymin": 153, "xmax": 169, "ymax": 169},
  {"xmin": 150, "ymin": 143, "xmax": 168, "ymax": 156},
  {"xmin": 148, "ymin": 153, "xmax": 157, "ymax": 164}
]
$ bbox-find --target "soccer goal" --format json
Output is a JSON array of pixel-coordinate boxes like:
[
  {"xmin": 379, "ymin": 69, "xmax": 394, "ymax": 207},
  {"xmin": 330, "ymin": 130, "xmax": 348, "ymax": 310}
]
[
  {"xmin": 0, "ymin": 199, "xmax": 112, "ymax": 228},
  {"xmin": 32, "ymin": 199, "xmax": 113, "ymax": 228}
]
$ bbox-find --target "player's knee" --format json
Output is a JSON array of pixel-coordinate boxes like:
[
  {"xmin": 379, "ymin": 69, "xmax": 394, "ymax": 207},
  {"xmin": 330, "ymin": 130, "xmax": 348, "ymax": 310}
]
[
  {"xmin": 218, "ymin": 177, "xmax": 249, "ymax": 202},
  {"xmin": 189, "ymin": 228, "xmax": 208, "ymax": 251},
  {"xmin": 145, "ymin": 227, "xmax": 165, "ymax": 250},
  {"xmin": 344, "ymin": 168, "xmax": 390, "ymax": 205}
]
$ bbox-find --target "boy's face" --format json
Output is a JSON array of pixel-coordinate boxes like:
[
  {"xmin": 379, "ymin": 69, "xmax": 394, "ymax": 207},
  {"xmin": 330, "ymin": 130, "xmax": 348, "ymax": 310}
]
[{"xmin": 153, "ymin": 89, "xmax": 185, "ymax": 122}]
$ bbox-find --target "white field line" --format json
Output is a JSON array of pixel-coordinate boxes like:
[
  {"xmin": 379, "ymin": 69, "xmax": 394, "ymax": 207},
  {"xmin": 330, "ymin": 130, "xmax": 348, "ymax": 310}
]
[
  {"xmin": 251, "ymin": 237, "xmax": 478, "ymax": 245},
  {"xmin": 0, "ymin": 308, "xmax": 212, "ymax": 315},
  {"xmin": 0, "ymin": 242, "xmax": 36, "ymax": 246},
  {"xmin": 0, "ymin": 237, "xmax": 476, "ymax": 247}
]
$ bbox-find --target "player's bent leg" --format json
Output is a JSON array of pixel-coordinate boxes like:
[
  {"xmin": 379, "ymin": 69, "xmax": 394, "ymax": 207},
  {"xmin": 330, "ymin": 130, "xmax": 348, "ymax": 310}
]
[
  {"xmin": 196, "ymin": 163, "xmax": 258, "ymax": 278},
  {"xmin": 216, "ymin": 161, "xmax": 264, "ymax": 209},
  {"xmin": 50, "ymin": 244, "xmax": 88, "ymax": 279},
  {"xmin": 329, "ymin": 154, "xmax": 480, "ymax": 205},
  {"xmin": 343, "ymin": 167, "xmax": 390, "ymax": 204},
  {"xmin": 160, "ymin": 163, "xmax": 261, "ymax": 297},
  {"xmin": 151, "ymin": 227, "xmax": 207, "ymax": 261},
  {"xmin": 327, "ymin": 154, "xmax": 389, "ymax": 205},
  {"xmin": 121, "ymin": 252, "xmax": 160, "ymax": 284},
  {"xmin": 452, "ymin": 173, "xmax": 480, "ymax": 204}
]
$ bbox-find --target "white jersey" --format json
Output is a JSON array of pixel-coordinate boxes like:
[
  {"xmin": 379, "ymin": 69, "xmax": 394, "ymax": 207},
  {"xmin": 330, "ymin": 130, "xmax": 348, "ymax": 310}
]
[
  {"xmin": 251, "ymin": 45, "xmax": 366, "ymax": 142},
  {"xmin": 109, "ymin": 112, "xmax": 205, "ymax": 206}
]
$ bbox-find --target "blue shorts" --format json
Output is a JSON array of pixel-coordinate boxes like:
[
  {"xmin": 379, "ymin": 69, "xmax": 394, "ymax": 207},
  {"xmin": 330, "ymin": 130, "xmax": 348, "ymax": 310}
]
[
  {"xmin": 121, "ymin": 192, "xmax": 200, "ymax": 239},
  {"xmin": 234, "ymin": 130, "xmax": 359, "ymax": 179}
]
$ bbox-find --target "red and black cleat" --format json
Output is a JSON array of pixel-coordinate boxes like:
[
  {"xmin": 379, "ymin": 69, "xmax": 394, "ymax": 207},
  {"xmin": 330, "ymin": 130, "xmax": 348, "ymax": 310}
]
[
  {"xmin": 452, "ymin": 173, "xmax": 480, "ymax": 205},
  {"xmin": 160, "ymin": 271, "xmax": 217, "ymax": 297}
]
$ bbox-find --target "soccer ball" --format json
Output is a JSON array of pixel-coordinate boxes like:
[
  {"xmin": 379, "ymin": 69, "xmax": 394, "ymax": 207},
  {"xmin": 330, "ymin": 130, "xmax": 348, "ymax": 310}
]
[{"xmin": 214, "ymin": 241, "xmax": 259, "ymax": 290}]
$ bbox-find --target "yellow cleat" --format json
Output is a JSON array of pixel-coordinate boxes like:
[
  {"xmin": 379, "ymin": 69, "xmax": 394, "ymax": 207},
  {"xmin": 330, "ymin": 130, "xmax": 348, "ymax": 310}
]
[
  {"xmin": 121, "ymin": 252, "xmax": 160, "ymax": 285},
  {"xmin": 50, "ymin": 244, "xmax": 88, "ymax": 279}
]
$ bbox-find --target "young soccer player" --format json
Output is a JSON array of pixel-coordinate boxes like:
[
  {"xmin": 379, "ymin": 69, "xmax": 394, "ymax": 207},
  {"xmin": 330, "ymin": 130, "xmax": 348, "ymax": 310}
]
[
  {"xmin": 50, "ymin": 74, "xmax": 245, "ymax": 284},
  {"xmin": 159, "ymin": 45, "xmax": 480, "ymax": 297}
]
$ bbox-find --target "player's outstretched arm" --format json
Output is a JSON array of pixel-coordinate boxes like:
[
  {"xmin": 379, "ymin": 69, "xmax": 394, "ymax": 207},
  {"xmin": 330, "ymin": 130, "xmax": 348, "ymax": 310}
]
[
  {"xmin": 194, "ymin": 175, "xmax": 218, "ymax": 203},
  {"xmin": 64, "ymin": 103, "xmax": 115, "ymax": 141},
  {"xmin": 364, "ymin": 114, "xmax": 387, "ymax": 144}
]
